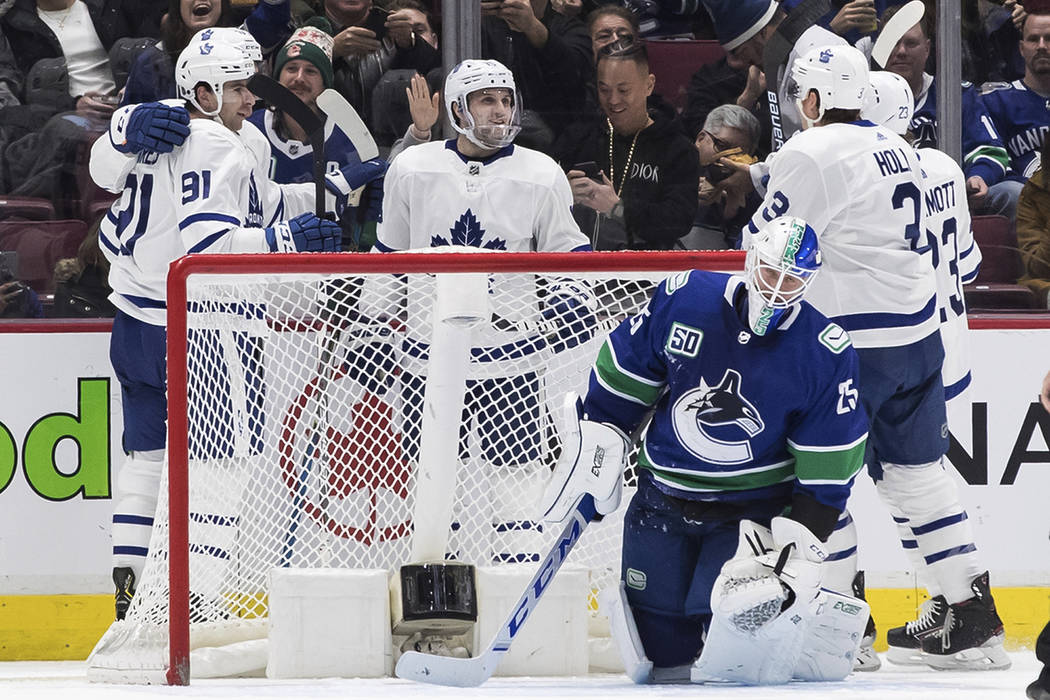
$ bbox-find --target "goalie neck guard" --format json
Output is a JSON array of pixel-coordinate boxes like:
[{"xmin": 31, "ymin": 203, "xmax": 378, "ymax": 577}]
[
  {"xmin": 444, "ymin": 59, "xmax": 522, "ymax": 151},
  {"xmin": 744, "ymin": 216, "xmax": 821, "ymax": 336}
]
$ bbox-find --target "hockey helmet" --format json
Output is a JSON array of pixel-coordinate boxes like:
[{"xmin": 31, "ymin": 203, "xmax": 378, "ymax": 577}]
[
  {"xmin": 176, "ymin": 28, "xmax": 261, "ymax": 116},
  {"xmin": 744, "ymin": 215, "xmax": 821, "ymax": 335},
  {"xmin": 444, "ymin": 59, "xmax": 522, "ymax": 150},
  {"xmin": 862, "ymin": 71, "xmax": 914, "ymax": 136},
  {"xmin": 788, "ymin": 45, "xmax": 869, "ymax": 127}
]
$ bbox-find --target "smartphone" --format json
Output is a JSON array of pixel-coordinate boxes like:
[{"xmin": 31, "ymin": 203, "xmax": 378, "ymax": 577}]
[
  {"xmin": 573, "ymin": 161, "xmax": 602, "ymax": 181},
  {"xmin": 97, "ymin": 94, "xmax": 120, "ymax": 105}
]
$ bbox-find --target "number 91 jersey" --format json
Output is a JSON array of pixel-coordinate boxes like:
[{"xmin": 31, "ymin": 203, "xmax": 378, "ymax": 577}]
[{"xmin": 744, "ymin": 122, "xmax": 938, "ymax": 350}]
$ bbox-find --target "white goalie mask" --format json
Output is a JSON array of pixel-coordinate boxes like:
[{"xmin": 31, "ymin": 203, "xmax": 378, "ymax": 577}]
[
  {"xmin": 862, "ymin": 71, "xmax": 914, "ymax": 136},
  {"xmin": 444, "ymin": 59, "xmax": 522, "ymax": 150},
  {"xmin": 176, "ymin": 28, "xmax": 261, "ymax": 117},
  {"xmin": 744, "ymin": 216, "xmax": 822, "ymax": 335},
  {"xmin": 787, "ymin": 45, "xmax": 869, "ymax": 129}
]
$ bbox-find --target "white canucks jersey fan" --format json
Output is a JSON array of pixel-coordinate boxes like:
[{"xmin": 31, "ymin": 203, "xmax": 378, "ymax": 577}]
[
  {"xmin": 368, "ymin": 59, "xmax": 591, "ymax": 564},
  {"xmin": 862, "ymin": 69, "xmax": 996, "ymax": 670},
  {"xmin": 88, "ymin": 28, "xmax": 360, "ymax": 622},
  {"xmin": 744, "ymin": 44, "xmax": 1006, "ymax": 672},
  {"xmin": 538, "ymin": 215, "xmax": 869, "ymax": 684}
]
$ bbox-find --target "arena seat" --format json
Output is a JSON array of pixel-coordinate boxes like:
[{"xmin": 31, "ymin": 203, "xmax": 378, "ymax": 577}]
[
  {"xmin": 964, "ymin": 214, "xmax": 1038, "ymax": 311},
  {"xmin": 0, "ymin": 219, "xmax": 89, "ymax": 293},
  {"xmin": 0, "ymin": 197, "xmax": 56, "ymax": 221},
  {"xmin": 647, "ymin": 39, "xmax": 725, "ymax": 113}
]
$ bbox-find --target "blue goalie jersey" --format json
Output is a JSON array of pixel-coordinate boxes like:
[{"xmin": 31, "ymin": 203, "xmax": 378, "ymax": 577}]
[{"xmin": 583, "ymin": 271, "xmax": 868, "ymax": 513}]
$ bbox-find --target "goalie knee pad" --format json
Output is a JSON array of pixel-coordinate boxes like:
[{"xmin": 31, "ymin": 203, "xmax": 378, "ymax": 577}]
[{"xmin": 877, "ymin": 460, "xmax": 983, "ymax": 603}]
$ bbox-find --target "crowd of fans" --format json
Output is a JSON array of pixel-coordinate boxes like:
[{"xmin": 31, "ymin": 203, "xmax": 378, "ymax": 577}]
[{"xmin": 1, "ymin": 0, "xmax": 1050, "ymax": 317}]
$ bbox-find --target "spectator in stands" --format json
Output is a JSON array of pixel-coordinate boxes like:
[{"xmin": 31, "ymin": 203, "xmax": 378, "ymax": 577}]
[
  {"xmin": 51, "ymin": 218, "xmax": 116, "ymax": 318},
  {"xmin": 387, "ymin": 70, "xmax": 440, "ymax": 160},
  {"xmin": 983, "ymin": 0, "xmax": 1050, "ymax": 191},
  {"xmin": 556, "ymin": 42, "xmax": 698, "ymax": 250},
  {"xmin": 481, "ymin": 0, "xmax": 593, "ymax": 149},
  {"xmin": 1, "ymin": 0, "xmax": 151, "ymax": 115},
  {"xmin": 682, "ymin": 55, "xmax": 768, "ymax": 159},
  {"xmin": 121, "ymin": 0, "xmax": 293, "ymax": 105},
  {"xmin": 312, "ymin": 0, "xmax": 440, "ymax": 135},
  {"xmin": 247, "ymin": 19, "xmax": 386, "ymax": 250},
  {"xmin": 0, "ymin": 30, "xmax": 22, "ymax": 106},
  {"xmin": 882, "ymin": 6, "xmax": 1015, "ymax": 219},
  {"xmin": 586, "ymin": 4, "xmax": 638, "ymax": 60},
  {"xmin": 384, "ymin": 0, "xmax": 437, "ymax": 50},
  {"xmin": 1015, "ymin": 132, "xmax": 1050, "ymax": 307},
  {"xmin": 683, "ymin": 103, "xmax": 760, "ymax": 249},
  {"xmin": 0, "ymin": 259, "xmax": 43, "ymax": 318}
]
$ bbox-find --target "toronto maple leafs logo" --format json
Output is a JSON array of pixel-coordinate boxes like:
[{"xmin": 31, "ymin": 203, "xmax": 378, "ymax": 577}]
[
  {"xmin": 670, "ymin": 369, "xmax": 765, "ymax": 465},
  {"xmin": 432, "ymin": 209, "xmax": 506, "ymax": 249}
]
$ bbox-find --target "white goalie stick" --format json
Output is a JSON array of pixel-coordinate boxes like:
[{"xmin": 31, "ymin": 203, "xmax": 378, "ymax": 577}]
[
  {"xmin": 394, "ymin": 494, "xmax": 599, "ymax": 687},
  {"xmin": 870, "ymin": 0, "xmax": 924, "ymax": 69}
]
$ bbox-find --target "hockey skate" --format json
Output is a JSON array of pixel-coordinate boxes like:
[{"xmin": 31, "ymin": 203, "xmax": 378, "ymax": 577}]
[
  {"xmin": 920, "ymin": 572, "xmax": 1010, "ymax": 670},
  {"xmin": 885, "ymin": 594, "xmax": 947, "ymax": 666},
  {"xmin": 1029, "ymin": 680, "xmax": 1050, "ymax": 700},
  {"xmin": 851, "ymin": 571, "xmax": 881, "ymax": 671},
  {"xmin": 113, "ymin": 567, "xmax": 135, "ymax": 621}
]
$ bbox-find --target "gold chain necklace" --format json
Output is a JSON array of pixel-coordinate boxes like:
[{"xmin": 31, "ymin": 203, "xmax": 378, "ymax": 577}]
[
  {"xmin": 44, "ymin": 1, "xmax": 76, "ymax": 31},
  {"xmin": 607, "ymin": 118, "xmax": 640, "ymax": 197}
]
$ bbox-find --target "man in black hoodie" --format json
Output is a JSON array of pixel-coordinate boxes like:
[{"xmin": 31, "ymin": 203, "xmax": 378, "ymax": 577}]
[{"xmin": 557, "ymin": 42, "xmax": 698, "ymax": 250}]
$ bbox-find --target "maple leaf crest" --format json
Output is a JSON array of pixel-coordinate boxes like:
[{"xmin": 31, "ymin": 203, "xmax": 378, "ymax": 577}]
[{"xmin": 432, "ymin": 209, "xmax": 506, "ymax": 249}]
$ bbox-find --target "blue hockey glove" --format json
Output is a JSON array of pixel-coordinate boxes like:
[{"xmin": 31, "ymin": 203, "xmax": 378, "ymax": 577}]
[
  {"xmin": 265, "ymin": 212, "xmax": 341, "ymax": 253},
  {"xmin": 361, "ymin": 175, "xmax": 384, "ymax": 223},
  {"xmin": 540, "ymin": 281, "xmax": 597, "ymax": 353},
  {"xmin": 325, "ymin": 158, "xmax": 389, "ymax": 215},
  {"xmin": 112, "ymin": 102, "xmax": 190, "ymax": 155}
]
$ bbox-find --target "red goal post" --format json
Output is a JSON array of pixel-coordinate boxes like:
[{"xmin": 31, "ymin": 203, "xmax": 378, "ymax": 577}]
[{"xmin": 153, "ymin": 250, "xmax": 747, "ymax": 684}]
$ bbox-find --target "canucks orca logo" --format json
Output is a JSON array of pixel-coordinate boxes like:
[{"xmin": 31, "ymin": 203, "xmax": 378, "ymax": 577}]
[{"xmin": 670, "ymin": 369, "xmax": 765, "ymax": 465}]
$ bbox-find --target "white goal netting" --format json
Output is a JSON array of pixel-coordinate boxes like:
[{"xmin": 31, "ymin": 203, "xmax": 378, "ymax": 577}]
[{"xmin": 87, "ymin": 249, "xmax": 743, "ymax": 683}]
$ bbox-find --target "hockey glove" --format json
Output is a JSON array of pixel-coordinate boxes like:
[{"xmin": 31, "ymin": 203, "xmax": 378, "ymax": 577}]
[
  {"xmin": 325, "ymin": 158, "xmax": 389, "ymax": 216},
  {"xmin": 265, "ymin": 212, "xmax": 341, "ymax": 253},
  {"xmin": 111, "ymin": 102, "xmax": 190, "ymax": 155},
  {"xmin": 539, "ymin": 281, "xmax": 597, "ymax": 354},
  {"xmin": 539, "ymin": 393, "xmax": 628, "ymax": 529},
  {"xmin": 361, "ymin": 175, "xmax": 385, "ymax": 223}
]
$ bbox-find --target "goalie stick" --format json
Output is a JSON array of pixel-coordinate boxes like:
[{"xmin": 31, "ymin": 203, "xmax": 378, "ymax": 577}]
[
  {"xmin": 870, "ymin": 0, "xmax": 924, "ymax": 69},
  {"xmin": 394, "ymin": 494, "xmax": 598, "ymax": 687},
  {"xmin": 316, "ymin": 88, "xmax": 379, "ymax": 161},
  {"xmin": 247, "ymin": 73, "xmax": 326, "ymax": 217}
]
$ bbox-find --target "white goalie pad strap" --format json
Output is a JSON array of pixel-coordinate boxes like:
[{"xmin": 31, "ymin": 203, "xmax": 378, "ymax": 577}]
[
  {"xmin": 794, "ymin": 589, "xmax": 870, "ymax": 682},
  {"xmin": 599, "ymin": 582, "xmax": 653, "ymax": 684},
  {"xmin": 539, "ymin": 394, "xmax": 628, "ymax": 527}
]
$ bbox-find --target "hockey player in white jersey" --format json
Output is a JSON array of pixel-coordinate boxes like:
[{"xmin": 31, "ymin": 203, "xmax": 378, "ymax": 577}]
[
  {"xmin": 93, "ymin": 28, "xmax": 350, "ymax": 621},
  {"xmin": 744, "ymin": 44, "xmax": 1007, "ymax": 671},
  {"xmin": 862, "ymin": 69, "xmax": 1001, "ymax": 670},
  {"xmin": 371, "ymin": 59, "xmax": 591, "ymax": 564}
]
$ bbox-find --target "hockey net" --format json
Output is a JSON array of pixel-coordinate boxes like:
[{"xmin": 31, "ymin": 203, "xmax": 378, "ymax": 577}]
[{"xmin": 87, "ymin": 248, "xmax": 744, "ymax": 684}]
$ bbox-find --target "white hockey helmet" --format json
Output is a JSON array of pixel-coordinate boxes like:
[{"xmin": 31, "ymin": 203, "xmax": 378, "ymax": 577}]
[
  {"xmin": 744, "ymin": 215, "xmax": 821, "ymax": 335},
  {"xmin": 176, "ymin": 28, "xmax": 261, "ymax": 116},
  {"xmin": 444, "ymin": 59, "xmax": 522, "ymax": 150},
  {"xmin": 788, "ymin": 45, "xmax": 869, "ymax": 127},
  {"xmin": 862, "ymin": 71, "xmax": 914, "ymax": 136}
]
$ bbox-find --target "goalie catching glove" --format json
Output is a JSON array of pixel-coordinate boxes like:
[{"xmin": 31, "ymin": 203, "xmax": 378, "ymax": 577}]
[{"xmin": 539, "ymin": 393, "xmax": 629, "ymax": 528}]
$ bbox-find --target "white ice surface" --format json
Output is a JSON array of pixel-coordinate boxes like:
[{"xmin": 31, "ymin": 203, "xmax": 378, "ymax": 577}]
[{"xmin": 0, "ymin": 653, "xmax": 1041, "ymax": 700}]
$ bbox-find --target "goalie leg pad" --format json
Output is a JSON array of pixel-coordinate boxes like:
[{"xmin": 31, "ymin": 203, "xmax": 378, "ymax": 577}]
[
  {"xmin": 599, "ymin": 582, "xmax": 654, "ymax": 684},
  {"xmin": 793, "ymin": 589, "xmax": 871, "ymax": 681}
]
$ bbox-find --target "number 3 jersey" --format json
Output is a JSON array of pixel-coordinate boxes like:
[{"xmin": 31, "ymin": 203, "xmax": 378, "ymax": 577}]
[
  {"xmin": 583, "ymin": 271, "xmax": 868, "ymax": 513},
  {"xmin": 745, "ymin": 122, "xmax": 937, "ymax": 350},
  {"xmin": 94, "ymin": 116, "xmax": 318, "ymax": 325}
]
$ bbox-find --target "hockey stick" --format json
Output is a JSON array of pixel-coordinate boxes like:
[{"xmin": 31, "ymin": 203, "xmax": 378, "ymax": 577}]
[
  {"xmin": 763, "ymin": 0, "xmax": 830, "ymax": 151},
  {"xmin": 316, "ymin": 88, "xmax": 379, "ymax": 161},
  {"xmin": 394, "ymin": 493, "xmax": 598, "ymax": 687},
  {"xmin": 870, "ymin": 0, "xmax": 924, "ymax": 68},
  {"xmin": 247, "ymin": 73, "xmax": 326, "ymax": 217}
]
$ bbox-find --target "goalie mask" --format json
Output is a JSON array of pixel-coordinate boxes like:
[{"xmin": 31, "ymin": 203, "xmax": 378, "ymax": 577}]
[
  {"xmin": 744, "ymin": 216, "xmax": 821, "ymax": 335},
  {"xmin": 176, "ymin": 28, "xmax": 261, "ymax": 117},
  {"xmin": 445, "ymin": 59, "xmax": 522, "ymax": 150},
  {"xmin": 862, "ymin": 71, "xmax": 914, "ymax": 136},
  {"xmin": 787, "ymin": 45, "xmax": 869, "ymax": 129}
]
